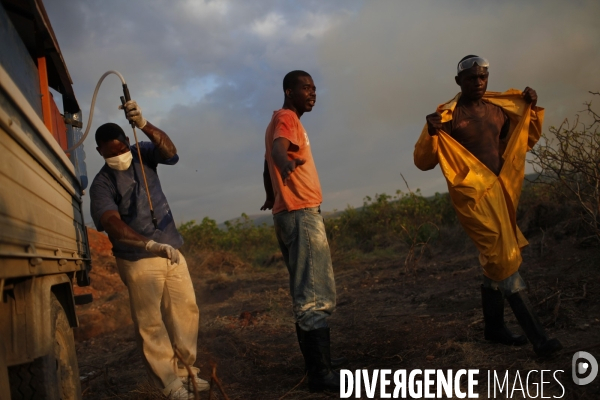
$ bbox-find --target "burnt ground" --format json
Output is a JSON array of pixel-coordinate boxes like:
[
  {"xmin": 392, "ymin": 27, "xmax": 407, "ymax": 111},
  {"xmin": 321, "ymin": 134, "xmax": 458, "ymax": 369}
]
[{"xmin": 74, "ymin": 227, "xmax": 600, "ymax": 399}]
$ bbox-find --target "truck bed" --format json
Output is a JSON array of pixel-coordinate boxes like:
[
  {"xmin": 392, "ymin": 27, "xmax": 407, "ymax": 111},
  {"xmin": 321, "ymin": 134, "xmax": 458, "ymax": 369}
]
[{"xmin": 0, "ymin": 69, "xmax": 90, "ymax": 279}]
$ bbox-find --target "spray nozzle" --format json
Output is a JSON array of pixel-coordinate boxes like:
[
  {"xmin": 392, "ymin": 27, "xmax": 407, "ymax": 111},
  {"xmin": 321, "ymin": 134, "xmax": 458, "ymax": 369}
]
[{"xmin": 120, "ymin": 84, "xmax": 135, "ymax": 128}]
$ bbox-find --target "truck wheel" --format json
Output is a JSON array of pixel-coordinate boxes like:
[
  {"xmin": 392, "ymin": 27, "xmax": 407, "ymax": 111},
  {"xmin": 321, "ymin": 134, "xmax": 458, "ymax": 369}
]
[{"xmin": 9, "ymin": 294, "xmax": 82, "ymax": 400}]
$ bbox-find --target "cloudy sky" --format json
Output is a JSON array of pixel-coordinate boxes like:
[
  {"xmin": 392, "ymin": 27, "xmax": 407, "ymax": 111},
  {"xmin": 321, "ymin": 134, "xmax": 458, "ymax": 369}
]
[{"xmin": 44, "ymin": 0, "xmax": 600, "ymax": 225}]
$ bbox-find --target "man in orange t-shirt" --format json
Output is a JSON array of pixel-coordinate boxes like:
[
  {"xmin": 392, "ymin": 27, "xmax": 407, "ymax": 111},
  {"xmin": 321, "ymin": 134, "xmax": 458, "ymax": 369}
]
[{"xmin": 261, "ymin": 70, "xmax": 345, "ymax": 393}]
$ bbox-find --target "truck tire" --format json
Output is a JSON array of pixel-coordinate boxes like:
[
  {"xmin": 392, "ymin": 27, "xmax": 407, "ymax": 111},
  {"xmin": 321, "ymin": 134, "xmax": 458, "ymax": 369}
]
[{"xmin": 9, "ymin": 294, "xmax": 82, "ymax": 400}]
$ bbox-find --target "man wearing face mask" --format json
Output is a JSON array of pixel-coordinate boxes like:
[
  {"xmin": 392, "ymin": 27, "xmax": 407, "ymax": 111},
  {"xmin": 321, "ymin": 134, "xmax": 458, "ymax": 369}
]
[{"xmin": 89, "ymin": 101, "xmax": 207, "ymax": 400}]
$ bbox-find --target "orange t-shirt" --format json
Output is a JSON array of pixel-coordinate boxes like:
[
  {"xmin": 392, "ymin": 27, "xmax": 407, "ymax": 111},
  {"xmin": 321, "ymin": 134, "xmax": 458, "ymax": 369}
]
[{"xmin": 265, "ymin": 109, "xmax": 323, "ymax": 214}]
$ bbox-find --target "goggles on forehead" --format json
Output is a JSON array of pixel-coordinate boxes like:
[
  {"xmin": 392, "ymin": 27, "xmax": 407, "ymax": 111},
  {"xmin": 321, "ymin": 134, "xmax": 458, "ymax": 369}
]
[{"xmin": 457, "ymin": 57, "xmax": 489, "ymax": 74}]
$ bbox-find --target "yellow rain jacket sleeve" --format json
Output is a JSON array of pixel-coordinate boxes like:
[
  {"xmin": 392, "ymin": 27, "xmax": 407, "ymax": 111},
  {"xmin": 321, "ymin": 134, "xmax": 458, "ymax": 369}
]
[{"xmin": 414, "ymin": 89, "xmax": 544, "ymax": 281}]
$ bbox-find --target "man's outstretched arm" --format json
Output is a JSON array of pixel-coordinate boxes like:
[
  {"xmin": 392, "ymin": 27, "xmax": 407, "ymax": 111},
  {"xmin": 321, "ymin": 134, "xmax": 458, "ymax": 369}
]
[
  {"xmin": 271, "ymin": 137, "xmax": 305, "ymax": 186},
  {"xmin": 122, "ymin": 100, "xmax": 177, "ymax": 159},
  {"xmin": 100, "ymin": 210, "xmax": 148, "ymax": 248},
  {"xmin": 261, "ymin": 160, "xmax": 275, "ymax": 210},
  {"xmin": 414, "ymin": 113, "xmax": 441, "ymax": 171},
  {"xmin": 522, "ymin": 87, "xmax": 544, "ymax": 150},
  {"xmin": 142, "ymin": 122, "xmax": 177, "ymax": 159},
  {"xmin": 100, "ymin": 210, "xmax": 179, "ymax": 262}
]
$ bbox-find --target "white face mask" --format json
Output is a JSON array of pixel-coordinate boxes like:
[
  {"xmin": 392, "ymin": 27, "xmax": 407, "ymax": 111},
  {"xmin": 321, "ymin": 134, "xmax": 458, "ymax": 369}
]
[{"xmin": 105, "ymin": 151, "xmax": 133, "ymax": 170}]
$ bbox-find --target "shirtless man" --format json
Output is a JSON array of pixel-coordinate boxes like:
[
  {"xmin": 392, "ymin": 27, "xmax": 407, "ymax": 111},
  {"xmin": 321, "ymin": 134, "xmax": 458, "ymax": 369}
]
[{"xmin": 415, "ymin": 55, "xmax": 562, "ymax": 357}]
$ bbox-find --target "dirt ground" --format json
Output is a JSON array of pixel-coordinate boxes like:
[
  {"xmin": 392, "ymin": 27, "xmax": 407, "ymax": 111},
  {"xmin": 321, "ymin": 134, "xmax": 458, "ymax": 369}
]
[{"xmin": 74, "ymin": 227, "xmax": 600, "ymax": 399}]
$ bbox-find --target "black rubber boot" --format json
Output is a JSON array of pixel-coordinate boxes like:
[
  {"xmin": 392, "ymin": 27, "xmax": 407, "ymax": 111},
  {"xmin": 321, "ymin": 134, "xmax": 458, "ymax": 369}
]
[
  {"xmin": 303, "ymin": 327, "xmax": 340, "ymax": 393},
  {"xmin": 296, "ymin": 324, "xmax": 347, "ymax": 371},
  {"xmin": 507, "ymin": 290, "xmax": 563, "ymax": 357},
  {"xmin": 481, "ymin": 285, "xmax": 527, "ymax": 346}
]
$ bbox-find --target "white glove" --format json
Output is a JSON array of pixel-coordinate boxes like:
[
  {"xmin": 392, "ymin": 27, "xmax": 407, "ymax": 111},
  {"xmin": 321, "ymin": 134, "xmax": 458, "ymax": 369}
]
[
  {"xmin": 119, "ymin": 100, "xmax": 147, "ymax": 129},
  {"xmin": 145, "ymin": 240, "xmax": 180, "ymax": 264}
]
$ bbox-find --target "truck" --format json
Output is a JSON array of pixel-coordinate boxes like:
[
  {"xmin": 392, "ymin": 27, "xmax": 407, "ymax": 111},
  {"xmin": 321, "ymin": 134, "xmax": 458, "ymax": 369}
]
[{"xmin": 0, "ymin": 0, "xmax": 92, "ymax": 398}]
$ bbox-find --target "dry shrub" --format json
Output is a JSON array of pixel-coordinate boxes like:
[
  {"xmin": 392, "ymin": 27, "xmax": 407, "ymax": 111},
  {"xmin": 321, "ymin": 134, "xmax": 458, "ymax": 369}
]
[
  {"xmin": 262, "ymin": 251, "xmax": 285, "ymax": 268},
  {"xmin": 325, "ymin": 189, "xmax": 456, "ymax": 271},
  {"xmin": 179, "ymin": 189, "xmax": 458, "ymax": 272},
  {"xmin": 188, "ymin": 250, "xmax": 250, "ymax": 275},
  {"xmin": 179, "ymin": 215, "xmax": 280, "ymax": 267},
  {"xmin": 125, "ymin": 381, "xmax": 164, "ymax": 399},
  {"xmin": 529, "ymin": 92, "xmax": 600, "ymax": 245},
  {"xmin": 517, "ymin": 181, "xmax": 578, "ymax": 240},
  {"xmin": 436, "ymin": 224, "xmax": 471, "ymax": 253}
]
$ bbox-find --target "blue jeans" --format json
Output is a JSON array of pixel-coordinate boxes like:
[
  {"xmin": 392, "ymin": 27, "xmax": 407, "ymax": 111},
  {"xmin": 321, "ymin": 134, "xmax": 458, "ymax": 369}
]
[
  {"xmin": 482, "ymin": 271, "xmax": 527, "ymax": 297},
  {"xmin": 273, "ymin": 207, "xmax": 336, "ymax": 331}
]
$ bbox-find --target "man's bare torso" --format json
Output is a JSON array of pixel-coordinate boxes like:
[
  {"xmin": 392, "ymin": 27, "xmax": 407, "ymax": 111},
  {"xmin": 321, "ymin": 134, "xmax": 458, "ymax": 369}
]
[{"xmin": 443, "ymin": 101, "xmax": 509, "ymax": 176}]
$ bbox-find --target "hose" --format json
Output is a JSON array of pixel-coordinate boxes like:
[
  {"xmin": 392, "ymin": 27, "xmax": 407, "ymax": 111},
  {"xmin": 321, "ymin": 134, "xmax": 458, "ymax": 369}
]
[
  {"xmin": 67, "ymin": 70, "xmax": 158, "ymax": 229},
  {"xmin": 64, "ymin": 70, "xmax": 127, "ymax": 153}
]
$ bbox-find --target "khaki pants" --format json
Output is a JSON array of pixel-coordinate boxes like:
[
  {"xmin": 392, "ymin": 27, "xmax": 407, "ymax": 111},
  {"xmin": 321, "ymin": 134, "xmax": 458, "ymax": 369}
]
[{"xmin": 117, "ymin": 252, "xmax": 199, "ymax": 395}]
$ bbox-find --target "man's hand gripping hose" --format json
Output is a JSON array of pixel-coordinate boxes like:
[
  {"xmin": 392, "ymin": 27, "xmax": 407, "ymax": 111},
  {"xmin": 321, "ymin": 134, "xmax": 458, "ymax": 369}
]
[{"xmin": 119, "ymin": 87, "xmax": 158, "ymax": 229}]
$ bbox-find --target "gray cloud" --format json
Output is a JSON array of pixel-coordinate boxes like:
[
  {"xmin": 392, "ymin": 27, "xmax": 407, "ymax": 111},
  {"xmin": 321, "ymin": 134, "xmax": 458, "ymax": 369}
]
[{"xmin": 44, "ymin": 0, "xmax": 600, "ymax": 225}]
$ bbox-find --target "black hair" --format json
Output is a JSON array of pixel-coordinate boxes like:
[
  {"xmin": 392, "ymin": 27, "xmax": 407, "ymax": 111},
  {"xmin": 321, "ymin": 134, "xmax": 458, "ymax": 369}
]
[
  {"xmin": 95, "ymin": 123, "xmax": 128, "ymax": 146},
  {"xmin": 283, "ymin": 70, "xmax": 311, "ymax": 92}
]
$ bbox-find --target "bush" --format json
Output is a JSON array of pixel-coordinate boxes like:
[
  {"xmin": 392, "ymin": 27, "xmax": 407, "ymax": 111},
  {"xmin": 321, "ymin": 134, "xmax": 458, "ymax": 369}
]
[
  {"xmin": 529, "ymin": 92, "xmax": 600, "ymax": 245},
  {"xmin": 179, "ymin": 214, "xmax": 280, "ymax": 267},
  {"xmin": 325, "ymin": 190, "xmax": 456, "ymax": 259},
  {"xmin": 178, "ymin": 179, "xmax": 572, "ymax": 270},
  {"xmin": 179, "ymin": 190, "xmax": 458, "ymax": 269}
]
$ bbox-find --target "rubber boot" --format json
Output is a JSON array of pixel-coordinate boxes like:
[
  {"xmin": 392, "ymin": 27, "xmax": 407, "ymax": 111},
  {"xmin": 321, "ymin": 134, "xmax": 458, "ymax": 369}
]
[
  {"xmin": 507, "ymin": 291, "xmax": 563, "ymax": 357},
  {"xmin": 481, "ymin": 285, "xmax": 527, "ymax": 346},
  {"xmin": 296, "ymin": 324, "xmax": 347, "ymax": 371},
  {"xmin": 303, "ymin": 327, "xmax": 340, "ymax": 393}
]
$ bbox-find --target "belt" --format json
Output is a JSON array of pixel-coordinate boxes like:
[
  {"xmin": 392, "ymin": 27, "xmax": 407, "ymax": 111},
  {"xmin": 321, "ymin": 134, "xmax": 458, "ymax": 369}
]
[
  {"xmin": 303, "ymin": 206, "xmax": 321, "ymax": 213},
  {"xmin": 274, "ymin": 205, "xmax": 321, "ymax": 215}
]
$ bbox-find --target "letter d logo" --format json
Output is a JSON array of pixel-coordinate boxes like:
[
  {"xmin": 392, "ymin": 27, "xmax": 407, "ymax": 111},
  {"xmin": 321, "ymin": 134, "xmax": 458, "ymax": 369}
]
[{"xmin": 572, "ymin": 351, "xmax": 598, "ymax": 385}]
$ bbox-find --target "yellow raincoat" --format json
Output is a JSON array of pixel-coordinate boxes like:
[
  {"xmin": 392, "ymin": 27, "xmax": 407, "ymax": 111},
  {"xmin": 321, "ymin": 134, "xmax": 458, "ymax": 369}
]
[{"xmin": 414, "ymin": 89, "xmax": 544, "ymax": 281}]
